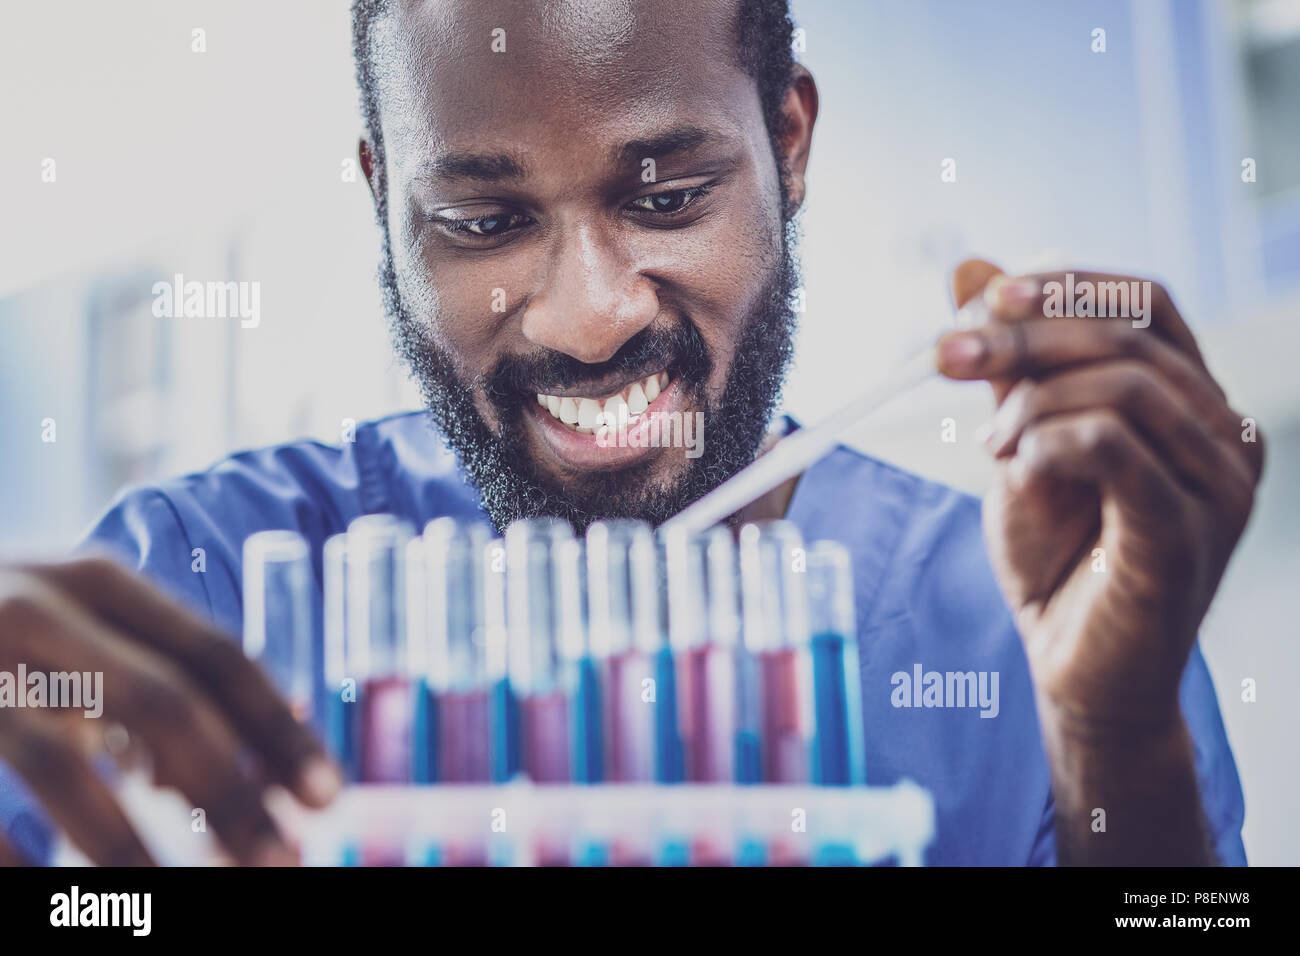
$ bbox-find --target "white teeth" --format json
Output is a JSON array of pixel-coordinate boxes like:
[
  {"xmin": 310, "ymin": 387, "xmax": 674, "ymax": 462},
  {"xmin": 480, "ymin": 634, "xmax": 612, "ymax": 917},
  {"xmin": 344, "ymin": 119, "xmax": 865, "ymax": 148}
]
[
  {"xmin": 627, "ymin": 382, "xmax": 648, "ymax": 415},
  {"xmin": 535, "ymin": 370, "xmax": 669, "ymax": 435},
  {"xmin": 577, "ymin": 397, "xmax": 600, "ymax": 428},
  {"xmin": 603, "ymin": 394, "xmax": 628, "ymax": 425}
]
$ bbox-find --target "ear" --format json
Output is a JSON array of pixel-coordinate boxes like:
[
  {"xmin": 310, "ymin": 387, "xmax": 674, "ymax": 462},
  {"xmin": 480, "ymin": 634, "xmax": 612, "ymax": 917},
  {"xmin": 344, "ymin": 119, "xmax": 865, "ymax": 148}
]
[
  {"xmin": 359, "ymin": 138, "xmax": 380, "ymax": 206},
  {"xmin": 774, "ymin": 66, "xmax": 819, "ymax": 213}
]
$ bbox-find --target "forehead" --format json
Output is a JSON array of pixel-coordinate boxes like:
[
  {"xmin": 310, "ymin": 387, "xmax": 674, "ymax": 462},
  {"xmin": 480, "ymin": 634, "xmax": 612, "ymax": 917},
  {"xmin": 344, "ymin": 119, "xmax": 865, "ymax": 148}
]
[{"xmin": 373, "ymin": 0, "xmax": 760, "ymax": 169}]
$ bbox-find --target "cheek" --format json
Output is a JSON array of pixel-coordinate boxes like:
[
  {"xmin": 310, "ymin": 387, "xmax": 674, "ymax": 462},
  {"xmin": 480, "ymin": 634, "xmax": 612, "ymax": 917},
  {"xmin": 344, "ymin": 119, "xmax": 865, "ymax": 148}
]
[
  {"xmin": 394, "ymin": 218, "xmax": 514, "ymax": 377},
  {"xmin": 639, "ymin": 180, "xmax": 782, "ymax": 397}
]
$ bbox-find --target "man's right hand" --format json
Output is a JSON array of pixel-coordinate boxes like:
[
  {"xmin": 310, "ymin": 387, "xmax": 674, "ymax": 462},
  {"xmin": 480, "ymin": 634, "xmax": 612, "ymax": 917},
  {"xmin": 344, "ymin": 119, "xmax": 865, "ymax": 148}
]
[{"xmin": 0, "ymin": 556, "xmax": 340, "ymax": 866}]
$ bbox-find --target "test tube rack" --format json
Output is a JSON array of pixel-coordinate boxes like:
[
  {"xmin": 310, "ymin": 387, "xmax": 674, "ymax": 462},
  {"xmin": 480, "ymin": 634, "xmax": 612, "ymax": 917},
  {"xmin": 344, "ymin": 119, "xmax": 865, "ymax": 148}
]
[{"xmin": 53, "ymin": 774, "xmax": 935, "ymax": 867}]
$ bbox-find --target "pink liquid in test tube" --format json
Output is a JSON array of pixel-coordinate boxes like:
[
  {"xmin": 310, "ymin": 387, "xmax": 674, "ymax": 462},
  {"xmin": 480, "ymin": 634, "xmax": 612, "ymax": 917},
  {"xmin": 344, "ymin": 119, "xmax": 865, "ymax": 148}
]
[
  {"xmin": 741, "ymin": 521, "xmax": 818, "ymax": 864},
  {"xmin": 505, "ymin": 519, "xmax": 578, "ymax": 865}
]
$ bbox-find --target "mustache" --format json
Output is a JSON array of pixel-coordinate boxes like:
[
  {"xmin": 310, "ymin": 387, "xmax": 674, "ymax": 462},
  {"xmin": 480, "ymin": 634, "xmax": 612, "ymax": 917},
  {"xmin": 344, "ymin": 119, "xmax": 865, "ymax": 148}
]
[{"xmin": 483, "ymin": 322, "xmax": 712, "ymax": 407}]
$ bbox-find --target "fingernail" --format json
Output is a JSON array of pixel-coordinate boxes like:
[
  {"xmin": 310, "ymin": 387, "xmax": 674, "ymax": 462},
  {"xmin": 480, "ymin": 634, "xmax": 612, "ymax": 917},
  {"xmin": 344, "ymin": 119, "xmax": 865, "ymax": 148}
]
[
  {"xmin": 974, "ymin": 420, "xmax": 996, "ymax": 446},
  {"xmin": 937, "ymin": 332, "xmax": 987, "ymax": 371},
  {"xmin": 299, "ymin": 757, "xmax": 342, "ymax": 806},
  {"xmin": 985, "ymin": 276, "xmax": 1040, "ymax": 311}
]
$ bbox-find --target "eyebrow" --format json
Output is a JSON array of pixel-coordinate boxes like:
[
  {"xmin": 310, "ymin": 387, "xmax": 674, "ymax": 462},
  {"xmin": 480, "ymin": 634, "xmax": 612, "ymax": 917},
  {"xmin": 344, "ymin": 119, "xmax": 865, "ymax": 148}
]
[
  {"xmin": 614, "ymin": 126, "xmax": 711, "ymax": 167},
  {"xmin": 417, "ymin": 125, "xmax": 719, "ymax": 184},
  {"xmin": 419, "ymin": 151, "xmax": 528, "ymax": 183}
]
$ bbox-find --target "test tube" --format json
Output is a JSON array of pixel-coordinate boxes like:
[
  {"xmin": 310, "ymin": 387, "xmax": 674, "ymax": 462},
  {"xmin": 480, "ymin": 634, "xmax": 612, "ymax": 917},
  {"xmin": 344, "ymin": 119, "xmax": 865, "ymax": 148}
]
[
  {"xmin": 408, "ymin": 518, "xmax": 494, "ymax": 784},
  {"xmin": 663, "ymin": 525, "xmax": 750, "ymax": 865},
  {"xmin": 483, "ymin": 535, "xmax": 514, "ymax": 783},
  {"xmin": 322, "ymin": 533, "xmax": 359, "ymax": 780},
  {"xmin": 661, "ymin": 525, "xmax": 710, "ymax": 783},
  {"xmin": 668, "ymin": 525, "xmax": 760, "ymax": 786},
  {"xmin": 585, "ymin": 520, "xmax": 672, "ymax": 784},
  {"xmin": 804, "ymin": 540, "xmax": 866, "ymax": 787},
  {"xmin": 347, "ymin": 514, "xmax": 415, "ymax": 784},
  {"xmin": 242, "ymin": 530, "xmax": 314, "ymax": 722},
  {"xmin": 556, "ymin": 536, "xmax": 602, "ymax": 784},
  {"xmin": 739, "ymin": 521, "xmax": 815, "ymax": 785},
  {"xmin": 704, "ymin": 528, "xmax": 764, "ymax": 786},
  {"xmin": 504, "ymin": 518, "xmax": 574, "ymax": 785}
]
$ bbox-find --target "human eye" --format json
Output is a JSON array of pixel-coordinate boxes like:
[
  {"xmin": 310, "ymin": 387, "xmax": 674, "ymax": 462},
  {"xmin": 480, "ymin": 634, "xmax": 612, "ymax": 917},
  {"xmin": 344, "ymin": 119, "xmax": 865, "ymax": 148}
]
[
  {"xmin": 431, "ymin": 208, "xmax": 532, "ymax": 242},
  {"xmin": 626, "ymin": 184, "xmax": 712, "ymax": 217}
]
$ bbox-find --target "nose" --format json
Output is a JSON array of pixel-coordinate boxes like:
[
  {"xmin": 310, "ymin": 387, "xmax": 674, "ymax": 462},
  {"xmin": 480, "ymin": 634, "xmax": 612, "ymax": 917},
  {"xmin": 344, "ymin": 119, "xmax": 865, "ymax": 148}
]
[{"xmin": 520, "ymin": 220, "xmax": 658, "ymax": 365}]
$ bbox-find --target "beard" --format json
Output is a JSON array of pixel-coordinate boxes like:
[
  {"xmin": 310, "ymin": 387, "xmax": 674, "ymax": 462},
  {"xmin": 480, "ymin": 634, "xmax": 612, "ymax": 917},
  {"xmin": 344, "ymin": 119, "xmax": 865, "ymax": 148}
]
[{"xmin": 381, "ymin": 224, "xmax": 800, "ymax": 535}]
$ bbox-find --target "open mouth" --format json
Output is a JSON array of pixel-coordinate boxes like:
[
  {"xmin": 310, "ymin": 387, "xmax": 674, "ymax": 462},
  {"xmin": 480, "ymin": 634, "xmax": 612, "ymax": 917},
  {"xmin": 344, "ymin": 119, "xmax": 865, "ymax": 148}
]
[
  {"xmin": 534, "ymin": 370, "xmax": 671, "ymax": 435},
  {"xmin": 524, "ymin": 367, "xmax": 686, "ymax": 472}
]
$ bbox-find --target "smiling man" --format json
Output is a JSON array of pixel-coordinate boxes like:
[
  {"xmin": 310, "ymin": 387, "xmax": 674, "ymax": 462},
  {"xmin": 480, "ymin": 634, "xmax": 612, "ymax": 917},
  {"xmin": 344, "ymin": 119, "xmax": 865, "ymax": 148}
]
[
  {"xmin": 0, "ymin": 0, "xmax": 1259, "ymax": 867},
  {"xmin": 365, "ymin": 0, "xmax": 807, "ymax": 531}
]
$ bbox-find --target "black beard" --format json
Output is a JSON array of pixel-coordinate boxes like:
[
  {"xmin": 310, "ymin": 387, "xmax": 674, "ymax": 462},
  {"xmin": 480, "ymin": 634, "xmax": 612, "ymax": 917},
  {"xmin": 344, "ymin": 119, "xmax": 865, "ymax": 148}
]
[{"xmin": 381, "ymin": 229, "xmax": 800, "ymax": 535}]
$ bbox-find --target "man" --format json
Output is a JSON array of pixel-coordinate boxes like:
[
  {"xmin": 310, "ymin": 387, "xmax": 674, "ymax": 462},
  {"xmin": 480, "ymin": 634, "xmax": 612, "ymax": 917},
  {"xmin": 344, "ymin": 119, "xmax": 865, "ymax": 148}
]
[{"xmin": 0, "ymin": 0, "xmax": 1259, "ymax": 866}]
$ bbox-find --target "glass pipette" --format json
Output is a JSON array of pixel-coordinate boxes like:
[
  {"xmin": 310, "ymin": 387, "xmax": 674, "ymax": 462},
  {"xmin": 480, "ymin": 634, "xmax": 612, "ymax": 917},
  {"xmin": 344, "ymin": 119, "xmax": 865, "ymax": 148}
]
[{"xmin": 661, "ymin": 296, "xmax": 989, "ymax": 536}]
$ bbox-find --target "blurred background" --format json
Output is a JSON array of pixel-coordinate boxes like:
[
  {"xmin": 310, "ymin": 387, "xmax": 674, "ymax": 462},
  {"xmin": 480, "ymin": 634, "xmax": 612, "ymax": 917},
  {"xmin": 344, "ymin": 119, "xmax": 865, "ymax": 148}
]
[{"xmin": 0, "ymin": 0, "xmax": 1296, "ymax": 862}]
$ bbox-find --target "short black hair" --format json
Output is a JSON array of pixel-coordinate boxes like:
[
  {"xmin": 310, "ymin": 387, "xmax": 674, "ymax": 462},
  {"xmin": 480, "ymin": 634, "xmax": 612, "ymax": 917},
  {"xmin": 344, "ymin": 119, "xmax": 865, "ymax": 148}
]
[{"xmin": 351, "ymin": 0, "xmax": 798, "ymax": 221}]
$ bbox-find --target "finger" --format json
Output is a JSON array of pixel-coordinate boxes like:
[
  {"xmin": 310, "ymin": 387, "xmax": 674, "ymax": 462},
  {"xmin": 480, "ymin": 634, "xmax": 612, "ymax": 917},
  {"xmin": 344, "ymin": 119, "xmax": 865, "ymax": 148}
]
[
  {"xmin": 935, "ymin": 319, "xmax": 1264, "ymax": 483},
  {"xmin": 984, "ymin": 361, "xmax": 1257, "ymax": 503},
  {"xmin": 981, "ymin": 270, "xmax": 1212, "ymax": 376},
  {"xmin": 1011, "ymin": 408, "xmax": 1192, "ymax": 539},
  {"xmin": 27, "ymin": 556, "xmax": 340, "ymax": 807},
  {"xmin": 0, "ymin": 707, "xmax": 154, "ymax": 866},
  {"xmin": 0, "ymin": 573, "xmax": 296, "ymax": 865}
]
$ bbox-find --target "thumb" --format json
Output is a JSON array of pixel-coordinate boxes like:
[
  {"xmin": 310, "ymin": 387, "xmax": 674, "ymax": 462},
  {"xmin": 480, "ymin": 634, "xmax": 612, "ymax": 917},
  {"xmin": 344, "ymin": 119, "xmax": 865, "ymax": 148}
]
[{"xmin": 942, "ymin": 257, "xmax": 1021, "ymax": 404}]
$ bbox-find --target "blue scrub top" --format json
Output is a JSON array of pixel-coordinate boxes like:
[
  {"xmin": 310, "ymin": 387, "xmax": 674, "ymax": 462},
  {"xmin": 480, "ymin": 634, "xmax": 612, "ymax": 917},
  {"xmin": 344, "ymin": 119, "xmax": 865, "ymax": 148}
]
[{"xmin": 0, "ymin": 410, "xmax": 1246, "ymax": 865}]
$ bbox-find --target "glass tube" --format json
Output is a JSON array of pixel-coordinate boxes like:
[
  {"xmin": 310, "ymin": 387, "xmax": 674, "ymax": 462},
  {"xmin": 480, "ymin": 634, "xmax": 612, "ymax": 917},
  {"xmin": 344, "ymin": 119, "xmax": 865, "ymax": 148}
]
[
  {"xmin": 704, "ymin": 527, "xmax": 764, "ymax": 786},
  {"xmin": 504, "ymin": 518, "xmax": 574, "ymax": 785},
  {"xmin": 554, "ymin": 535, "xmax": 602, "ymax": 785},
  {"xmin": 661, "ymin": 525, "xmax": 709, "ymax": 786},
  {"xmin": 482, "ymin": 535, "xmax": 514, "ymax": 784},
  {"xmin": 585, "ymin": 520, "xmax": 670, "ymax": 785},
  {"xmin": 804, "ymin": 540, "xmax": 866, "ymax": 787},
  {"xmin": 242, "ymin": 530, "xmax": 314, "ymax": 723},
  {"xmin": 322, "ymin": 532, "xmax": 358, "ymax": 780},
  {"xmin": 739, "ymin": 520, "xmax": 816, "ymax": 785},
  {"xmin": 409, "ymin": 517, "xmax": 494, "ymax": 785},
  {"xmin": 671, "ymin": 525, "xmax": 762, "ymax": 787},
  {"xmin": 346, "ymin": 514, "xmax": 415, "ymax": 784}
]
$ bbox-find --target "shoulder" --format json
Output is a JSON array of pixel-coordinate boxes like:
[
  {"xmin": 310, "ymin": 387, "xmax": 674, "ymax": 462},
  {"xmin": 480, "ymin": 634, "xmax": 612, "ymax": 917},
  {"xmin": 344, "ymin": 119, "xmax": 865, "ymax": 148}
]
[{"xmin": 78, "ymin": 411, "xmax": 481, "ymax": 630}]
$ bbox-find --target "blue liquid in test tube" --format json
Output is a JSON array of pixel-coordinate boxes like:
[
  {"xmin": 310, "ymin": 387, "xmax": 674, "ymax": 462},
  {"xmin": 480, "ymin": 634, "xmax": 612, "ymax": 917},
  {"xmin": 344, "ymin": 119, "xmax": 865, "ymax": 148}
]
[
  {"xmin": 585, "ymin": 520, "xmax": 669, "ymax": 786},
  {"xmin": 408, "ymin": 518, "xmax": 494, "ymax": 786},
  {"xmin": 504, "ymin": 518, "xmax": 575, "ymax": 786},
  {"xmin": 322, "ymin": 533, "xmax": 359, "ymax": 780},
  {"xmin": 503, "ymin": 519, "xmax": 579, "ymax": 865},
  {"xmin": 555, "ymin": 536, "xmax": 602, "ymax": 785},
  {"xmin": 482, "ymin": 534, "xmax": 515, "ymax": 784},
  {"xmin": 738, "ymin": 521, "xmax": 816, "ymax": 787},
  {"xmin": 805, "ymin": 540, "xmax": 865, "ymax": 788}
]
